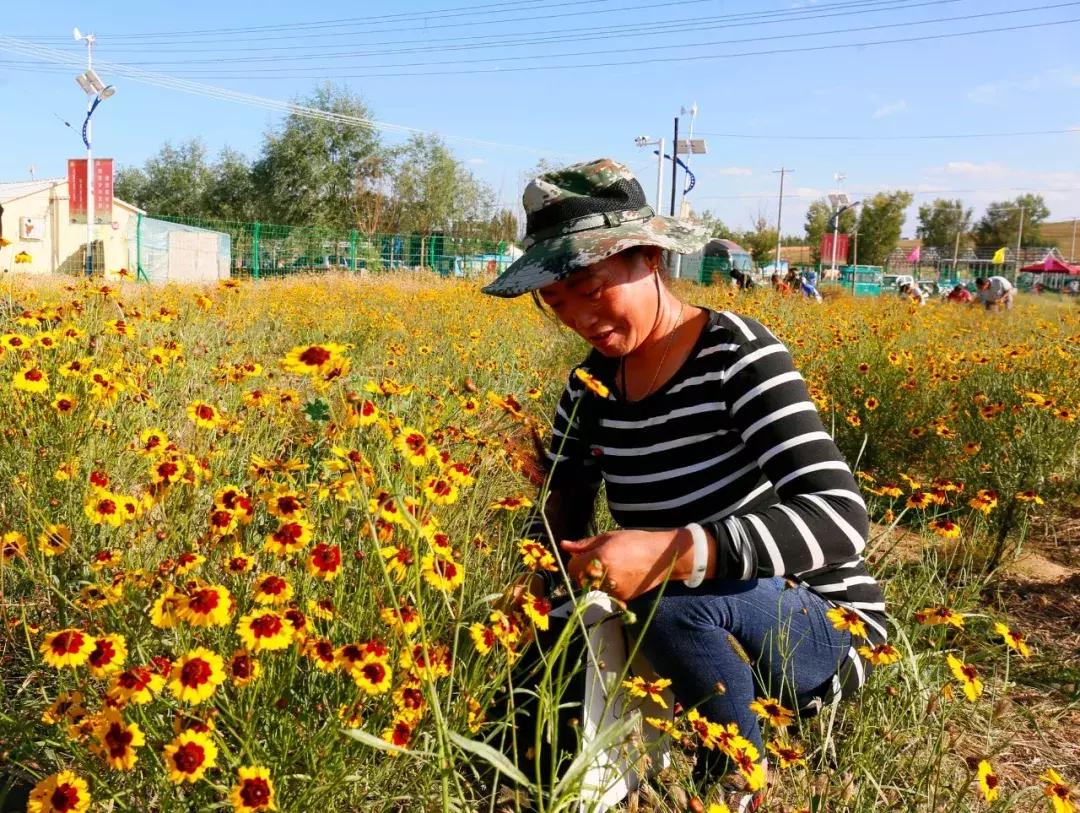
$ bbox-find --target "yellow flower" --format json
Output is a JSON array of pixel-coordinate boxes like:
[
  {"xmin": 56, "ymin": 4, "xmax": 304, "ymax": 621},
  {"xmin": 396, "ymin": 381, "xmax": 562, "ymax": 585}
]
[
  {"xmin": 84, "ymin": 489, "xmax": 126, "ymax": 527},
  {"xmin": 150, "ymin": 588, "xmax": 185, "ymax": 628},
  {"xmin": 766, "ymin": 737, "xmax": 806, "ymax": 768},
  {"xmin": 107, "ymin": 666, "xmax": 165, "ymax": 705},
  {"xmin": 13, "ymin": 364, "xmax": 49, "ymax": 394},
  {"xmin": 1042, "ymin": 769, "xmax": 1076, "ymax": 813},
  {"xmin": 520, "ymin": 593, "xmax": 552, "ymax": 631},
  {"xmin": 91, "ymin": 708, "xmax": 145, "ymax": 771},
  {"xmin": 621, "ymin": 676, "xmax": 673, "ymax": 708},
  {"xmin": 394, "ymin": 427, "xmax": 437, "ymax": 466},
  {"xmin": 187, "ymin": 399, "xmax": 223, "ymax": 429},
  {"xmin": 993, "ymin": 621, "xmax": 1032, "ymax": 659},
  {"xmin": 51, "ymin": 392, "xmax": 78, "ymax": 414},
  {"xmin": 163, "ymin": 729, "xmax": 218, "ymax": 783},
  {"xmin": 27, "ymin": 771, "xmax": 91, "ymax": 813},
  {"xmin": 252, "ymin": 574, "xmax": 294, "ymax": 606},
  {"xmin": 236, "ymin": 610, "xmax": 293, "ymax": 652},
  {"xmin": 352, "ymin": 657, "xmax": 394, "ymax": 695},
  {"xmin": 87, "ymin": 633, "xmax": 128, "ymax": 677},
  {"xmin": 857, "ymin": 643, "xmax": 902, "ymax": 666},
  {"xmin": 263, "ymin": 517, "xmax": 313, "ymax": 556},
  {"xmin": 574, "ymin": 367, "xmax": 610, "ymax": 398},
  {"xmin": 977, "ymin": 759, "xmax": 999, "ymax": 802},
  {"xmin": 422, "ymin": 475, "xmax": 459, "ymax": 506},
  {"xmin": 826, "ymin": 606, "xmax": 868, "ymax": 638},
  {"xmin": 421, "ymin": 553, "xmax": 465, "ymax": 592},
  {"xmin": 168, "ymin": 647, "xmax": 226, "ymax": 704},
  {"xmin": 229, "ymin": 765, "xmax": 277, "ymax": 811},
  {"xmin": 915, "ymin": 605, "xmax": 965, "ymax": 628},
  {"xmin": 37, "ymin": 524, "xmax": 71, "ymax": 557},
  {"xmin": 180, "ymin": 585, "xmax": 234, "ymax": 628},
  {"xmin": 928, "ymin": 518, "xmax": 962, "ymax": 539},
  {"xmin": 946, "ymin": 653, "xmax": 983, "ymax": 702},
  {"xmin": 749, "ymin": 696, "xmax": 795, "ymax": 728},
  {"xmin": 39, "ymin": 628, "xmax": 93, "ymax": 669},
  {"xmin": 280, "ymin": 342, "xmax": 349, "ymax": 376},
  {"xmin": 1015, "ymin": 490, "xmax": 1044, "ymax": 504}
]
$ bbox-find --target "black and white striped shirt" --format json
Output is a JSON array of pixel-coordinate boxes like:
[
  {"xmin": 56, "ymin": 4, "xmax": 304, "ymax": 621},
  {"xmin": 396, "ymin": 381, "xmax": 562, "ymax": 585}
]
[{"xmin": 544, "ymin": 308, "xmax": 887, "ymax": 670}]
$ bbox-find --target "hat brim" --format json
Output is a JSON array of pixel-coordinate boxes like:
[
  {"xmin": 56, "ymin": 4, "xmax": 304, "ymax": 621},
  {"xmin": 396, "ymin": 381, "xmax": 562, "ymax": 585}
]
[{"xmin": 481, "ymin": 215, "xmax": 709, "ymax": 298}]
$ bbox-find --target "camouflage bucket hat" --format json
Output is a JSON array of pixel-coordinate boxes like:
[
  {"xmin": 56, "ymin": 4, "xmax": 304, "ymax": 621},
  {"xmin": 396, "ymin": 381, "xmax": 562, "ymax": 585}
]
[{"xmin": 481, "ymin": 158, "xmax": 709, "ymax": 298}]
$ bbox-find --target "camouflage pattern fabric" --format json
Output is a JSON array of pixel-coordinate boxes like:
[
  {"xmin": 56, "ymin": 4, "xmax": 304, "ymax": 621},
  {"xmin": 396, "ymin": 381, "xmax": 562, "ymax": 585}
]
[{"xmin": 482, "ymin": 158, "xmax": 708, "ymax": 298}]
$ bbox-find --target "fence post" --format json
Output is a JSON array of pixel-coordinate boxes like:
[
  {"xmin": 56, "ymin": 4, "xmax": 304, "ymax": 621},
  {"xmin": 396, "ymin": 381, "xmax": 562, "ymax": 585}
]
[
  {"xmin": 252, "ymin": 221, "xmax": 261, "ymax": 280},
  {"xmin": 136, "ymin": 212, "xmax": 148, "ymax": 282},
  {"xmin": 350, "ymin": 229, "xmax": 358, "ymax": 274}
]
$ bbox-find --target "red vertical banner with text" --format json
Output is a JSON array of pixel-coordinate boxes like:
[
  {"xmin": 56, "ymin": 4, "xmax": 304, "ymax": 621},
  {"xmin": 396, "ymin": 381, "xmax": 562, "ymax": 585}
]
[
  {"xmin": 820, "ymin": 234, "xmax": 850, "ymax": 265},
  {"xmin": 93, "ymin": 158, "xmax": 113, "ymax": 225},
  {"xmin": 68, "ymin": 159, "xmax": 88, "ymax": 224}
]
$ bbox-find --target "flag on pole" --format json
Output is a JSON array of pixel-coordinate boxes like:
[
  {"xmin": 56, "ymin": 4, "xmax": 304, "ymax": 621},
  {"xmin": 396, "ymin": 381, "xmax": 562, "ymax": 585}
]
[
  {"xmin": 906, "ymin": 246, "xmax": 921, "ymax": 263},
  {"xmin": 991, "ymin": 247, "xmax": 1007, "ymax": 264}
]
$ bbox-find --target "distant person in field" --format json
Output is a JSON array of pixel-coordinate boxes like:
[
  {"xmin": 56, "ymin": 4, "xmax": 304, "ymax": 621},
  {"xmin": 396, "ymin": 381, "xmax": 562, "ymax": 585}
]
[
  {"xmin": 947, "ymin": 283, "xmax": 973, "ymax": 303},
  {"xmin": 974, "ymin": 275, "xmax": 1016, "ymax": 310},
  {"xmin": 732, "ymin": 269, "xmax": 755, "ymax": 290},
  {"xmin": 771, "ymin": 273, "xmax": 791, "ymax": 294},
  {"xmin": 798, "ymin": 268, "xmax": 823, "ymax": 302},
  {"xmin": 482, "ymin": 158, "xmax": 883, "ymax": 809},
  {"xmin": 898, "ymin": 282, "xmax": 927, "ymax": 306}
]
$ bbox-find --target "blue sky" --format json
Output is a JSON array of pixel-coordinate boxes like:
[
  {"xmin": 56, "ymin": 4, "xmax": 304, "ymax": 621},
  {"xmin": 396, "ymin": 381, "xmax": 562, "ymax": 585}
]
[{"xmin": 2, "ymin": 0, "xmax": 1078, "ymax": 236}]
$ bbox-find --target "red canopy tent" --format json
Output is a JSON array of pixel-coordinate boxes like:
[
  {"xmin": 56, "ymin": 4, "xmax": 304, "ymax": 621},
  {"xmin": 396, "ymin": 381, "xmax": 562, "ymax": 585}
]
[{"xmin": 1019, "ymin": 254, "xmax": 1080, "ymax": 274}]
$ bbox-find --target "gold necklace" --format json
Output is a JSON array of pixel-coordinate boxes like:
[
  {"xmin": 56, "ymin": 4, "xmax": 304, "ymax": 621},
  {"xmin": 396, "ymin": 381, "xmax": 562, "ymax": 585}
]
[{"xmin": 622, "ymin": 301, "xmax": 685, "ymax": 400}]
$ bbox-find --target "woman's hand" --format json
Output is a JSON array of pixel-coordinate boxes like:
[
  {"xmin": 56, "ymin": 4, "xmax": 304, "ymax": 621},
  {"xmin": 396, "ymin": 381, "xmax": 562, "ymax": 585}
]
[{"xmin": 560, "ymin": 528, "xmax": 708, "ymax": 601}]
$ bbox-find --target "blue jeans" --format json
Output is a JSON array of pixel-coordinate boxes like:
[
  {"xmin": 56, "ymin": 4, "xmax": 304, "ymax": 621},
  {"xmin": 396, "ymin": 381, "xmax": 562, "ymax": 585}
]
[{"xmin": 627, "ymin": 577, "xmax": 852, "ymax": 776}]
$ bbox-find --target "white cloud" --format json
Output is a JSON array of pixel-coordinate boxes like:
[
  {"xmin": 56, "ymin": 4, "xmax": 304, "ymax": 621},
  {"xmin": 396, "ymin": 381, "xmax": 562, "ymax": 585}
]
[
  {"xmin": 872, "ymin": 99, "xmax": 908, "ymax": 119},
  {"xmin": 714, "ymin": 166, "xmax": 753, "ymax": 176},
  {"xmin": 937, "ymin": 161, "xmax": 1011, "ymax": 179},
  {"xmin": 968, "ymin": 69, "xmax": 1080, "ymax": 104},
  {"xmin": 466, "ymin": 158, "xmax": 486, "ymax": 165}
]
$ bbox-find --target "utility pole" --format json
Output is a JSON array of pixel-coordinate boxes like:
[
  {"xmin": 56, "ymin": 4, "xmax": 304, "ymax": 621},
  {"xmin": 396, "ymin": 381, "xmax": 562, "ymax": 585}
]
[
  {"xmin": 773, "ymin": 167, "xmax": 791, "ymax": 273},
  {"xmin": 829, "ymin": 172, "xmax": 846, "ymax": 274},
  {"xmin": 1070, "ymin": 216, "xmax": 1077, "ymax": 263},
  {"xmin": 669, "ymin": 116, "xmax": 679, "ymax": 217},
  {"xmin": 1014, "ymin": 204, "xmax": 1025, "ymax": 281},
  {"xmin": 952, "ymin": 228, "xmax": 962, "ymax": 279}
]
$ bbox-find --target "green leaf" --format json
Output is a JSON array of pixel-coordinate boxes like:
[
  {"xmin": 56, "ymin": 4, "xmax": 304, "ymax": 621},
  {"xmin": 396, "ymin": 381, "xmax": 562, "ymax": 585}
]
[
  {"xmin": 342, "ymin": 727, "xmax": 431, "ymax": 757},
  {"xmin": 447, "ymin": 730, "xmax": 532, "ymax": 788},
  {"xmin": 303, "ymin": 398, "xmax": 331, "ymax": 422},
  {"xmin": 552, "ymin": 710, "xmax": 641, "ymax": 800}
]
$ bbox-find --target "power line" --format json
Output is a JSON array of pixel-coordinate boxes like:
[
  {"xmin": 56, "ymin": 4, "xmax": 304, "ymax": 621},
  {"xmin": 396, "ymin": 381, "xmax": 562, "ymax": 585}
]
[
  {"xmin": 94, "ymin": 1, "xmax": 1076, "ymax": 75},
  {"xmin": 20, "ymin": 0, "xmax": 722, "ymax": 45},
  {"xmin": 21, "ymin": 14, "xmax": 1068, "ymax": 81},
  {"xmin": 54, "ymin": 0, "xmax": 955, "ymax": 61},
  {"xmin": 697, "ymin": 128, "xmax": 1080, "ymax": 140},
  {"xmin": 0, "ymin": 36, "xmax": 559, "ymax": 155}
]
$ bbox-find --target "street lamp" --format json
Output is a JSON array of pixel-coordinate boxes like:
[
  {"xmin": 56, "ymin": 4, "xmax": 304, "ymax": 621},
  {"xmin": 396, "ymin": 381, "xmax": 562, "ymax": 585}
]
[
  {"xmin": 74, "ymin": 27, "xmax": 116, "ymax": 277},
  {"xmin": 633, "ymin": 135, "xmax": 665, "ymax": 213}
]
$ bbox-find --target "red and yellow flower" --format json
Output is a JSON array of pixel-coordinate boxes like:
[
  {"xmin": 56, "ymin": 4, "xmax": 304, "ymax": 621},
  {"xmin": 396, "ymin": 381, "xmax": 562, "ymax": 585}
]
[
  {"xmin": 27, "ymin": 771, "xmax": 90, "ymax": 813},
  {"xmin": 236, "ymin": 610, "xmax": 292, "ymax": 652},
  {"xmin": 181, "ymin": 585, "xmax": 234, "ymax": 628},
  {"xmin": 168, "ymin": 647, "xmax": 226, "ymax": 704},
  {"xmin": 40, "ymin": 629, "xmax": 92, "ymax": 669},
  {"xmin": 87, "ymin": 634, "xmax": 128, "ymax": 678},
  {"xmin": 91, "ymin": 708, "xmax": 145, "ymax": 771},
  {"xmin": 163, "ymin": 729, "xmax": 218, "ymax": 783},
  {"xmin": 252, "ymin": 574, "xmax": 294, "ymax": 605},
  {"xmin": 305, "ymin": 543, "xmax": 342, "ymax": 581},
  {"xmin": 946, "ymin": 653, "xmax": 983, "ymax": 702},
  {"xmin": 108, "ymin": 666, "xmax": 165, "ymax": 705},
  {"xmin": 230, "ymin": 765, "xmax": 277, "ymax": 811},
  {"xmin": 264, "ymin": 518, "xmax": 313, "ymax": 556}
]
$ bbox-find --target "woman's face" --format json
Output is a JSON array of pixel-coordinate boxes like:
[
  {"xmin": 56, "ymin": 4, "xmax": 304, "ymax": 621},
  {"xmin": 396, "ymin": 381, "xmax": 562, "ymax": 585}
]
[{"xmin": 537, "ymin": 249, "xmax": 660, "ymax": 357}]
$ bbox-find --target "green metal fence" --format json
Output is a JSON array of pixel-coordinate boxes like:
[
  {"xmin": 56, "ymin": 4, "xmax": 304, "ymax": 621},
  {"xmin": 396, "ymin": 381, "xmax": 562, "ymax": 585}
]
[{"xmin": 140, "ymin": 215, "xmax": 517, "ymax": 281}]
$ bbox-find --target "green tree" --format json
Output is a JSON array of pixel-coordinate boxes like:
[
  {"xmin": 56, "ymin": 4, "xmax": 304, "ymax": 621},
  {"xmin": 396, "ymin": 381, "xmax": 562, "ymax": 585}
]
[
  {"xmin": 695, "ymin": 209, "xmax": 735, "ymax": 240},
  {"xmin": 114, "ymin": 139, "xmax": 213, "ymax": 216},
  {"xmin": 856, "ymin": 190, "xmax": 914, "ymax": 267},
  {"xmin": 251, "ymin": 83, "xmax": 382, "ymax": 229},
  {"xmin": 973, "ymin": 194, "xmax": 1050, "ymax": 249},
  {"xmin": 916, "ymin": 198, "xmax": 973, "ymax": 253},
  {"xmin": 804, "ymin": 198, "xmax": 856, "ymax": 264},
  {"xmin": 740, "ymin": 214, "xmax": 778, "ymax": 266},
  {"xmin": 202, "ymin": 147, "xmax": 256, "ymax": 222}
]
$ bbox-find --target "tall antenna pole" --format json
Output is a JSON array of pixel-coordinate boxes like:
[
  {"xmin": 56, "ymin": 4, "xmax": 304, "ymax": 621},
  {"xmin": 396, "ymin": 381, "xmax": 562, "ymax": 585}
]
[{"xmin": 773, "ymin": 167, "xmax": 791, "ymax": 273}]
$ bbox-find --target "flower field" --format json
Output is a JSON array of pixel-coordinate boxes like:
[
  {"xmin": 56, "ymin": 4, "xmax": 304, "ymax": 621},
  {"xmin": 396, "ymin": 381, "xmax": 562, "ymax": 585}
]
[{"xmin": 0, "ymin": 273, "xmax": 1077, "ymax": 813}]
